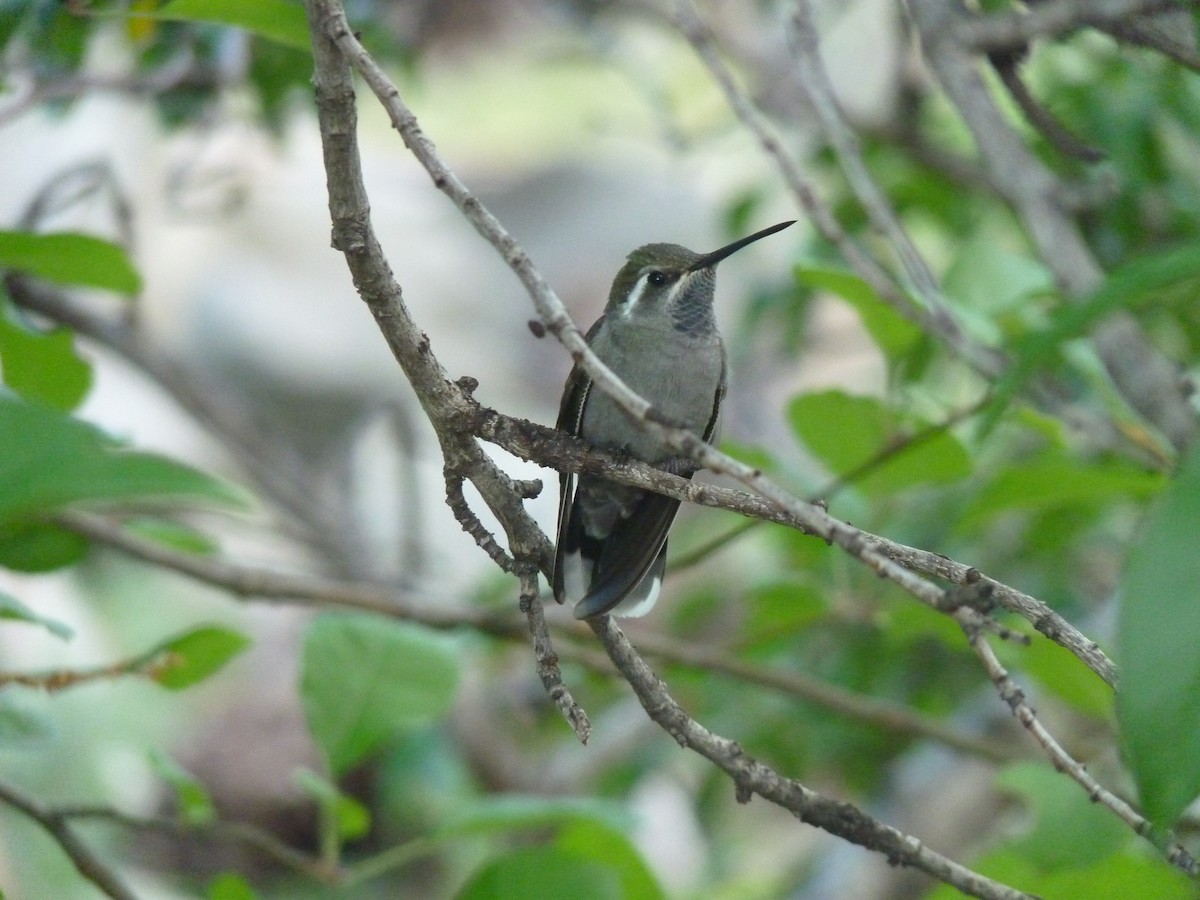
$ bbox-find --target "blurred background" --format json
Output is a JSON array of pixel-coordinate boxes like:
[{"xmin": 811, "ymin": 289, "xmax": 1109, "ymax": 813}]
[{"xmin": 2, "ymin": 1, "xmax": 1199, "ymax": 898}]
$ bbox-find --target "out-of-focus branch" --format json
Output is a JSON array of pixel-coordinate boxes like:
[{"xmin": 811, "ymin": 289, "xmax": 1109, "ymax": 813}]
[
  {"xmin": 950, "ymin": 0, "xmax": 1192, "ymax": 52},
  {"xmin": 906, "ymin": 0, "xmax": 1197, "ymax": 452},
  {"xmin": 590, "ymin": 617, "xmax": 1036, "ymax": 900},
  {"xmin": 58, "ymin": 509, "xmax": 1008, "ymax": 760},
  {"xmin": 0, "ymin": 778, "xmax": 137, "ymax": 900}
]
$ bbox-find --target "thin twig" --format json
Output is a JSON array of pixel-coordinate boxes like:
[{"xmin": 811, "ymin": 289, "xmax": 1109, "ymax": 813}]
[
  {"xmin": 470, "ymin": 412, "xmax": 1113, "ymax": 684},
  {"xmin": 519, "ymin": 567, "xmax": 591, "ymax": 744},
  {"xmin": 443, "ymin": 467, "xmax": 519, "ymax": 573},
  {"xmin": 590, "ymin": 618, "xmax": 1035, "ymax": 900},
  {"xmin": 963, "ymin": 625, "xmax": 1199, "ymax": 876}
]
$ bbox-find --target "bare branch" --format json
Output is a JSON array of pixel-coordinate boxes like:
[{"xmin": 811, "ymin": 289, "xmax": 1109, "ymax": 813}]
[
  {"xmin": 965, "ymin": 626, "xmax": 1199, "ymax": 876},
  {"xmin": 590, "ymin": 617, "xmax": 1036, "ymax": 900},
  {"xmin": 519, "ymin": 567, "xmax": 591, "ymax": 744},
  {"xmin": 469, "ymin": 410, "xmax": 1116, "ymax": 686}
]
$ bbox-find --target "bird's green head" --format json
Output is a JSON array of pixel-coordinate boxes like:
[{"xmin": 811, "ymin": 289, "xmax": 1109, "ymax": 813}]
[{"xmin": 603, "ymin": 221, "xmax": 795, "ymax": 335}]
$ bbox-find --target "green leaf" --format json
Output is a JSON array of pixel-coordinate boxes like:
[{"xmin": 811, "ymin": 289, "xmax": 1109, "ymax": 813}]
[
  {"xmin": 0, "ymin": 697, "xmax": 55, "ymax": 746},
  {"xmin": 458, "ymin": 846, "xmax": 622, "ymax": 900},
  {"xmin": 794, "ymin": 265, "xmax": 924, "ymax": 364},
  {"xmin": 301, "ymin": 614, "xmax": 460, "ymax": 775},
  {"xmin": 995, "ymin": 763, "xmax": 1128, "ymax": 870},
  {"xmin": 943, "ymin": 238, "xmax": 1053, "ymax": 315},
  {"xmin": 152, "ymin": 0, "xmax": 311, "ymax": 51},
  {"xmin": 207, "ymin": 873, "xmax": 261, "ymax": 900},
  {"xmin": 0, "ymin": 519, "xmax": 88, "ymax": 572},
  {"xmin": 787, "ymin": 391, "xmax": 971, "ymax": 495},
  {"xmin": 441, "ymin": 796, "xmax": 631, "ymax": 839},
  {"xmin": 0, "ymin": 309, "xmax": 92, "ymax": 411},
  {"xmin": 960, "ymin": 453, "xmax": 1162, "ymax": 531},
  {"xmin": 1015, "ymin": 635, "xmax": 1111, "ymax": 720},
  {"xmin": 0, "ymin": 231, "xmax": 141, "ymax": 294},
  {"xmin": 294, "ymin": 768, "xmax": 372, "ymax": 841},
  {"xmin": 122, "ymin": 517, "xmax": 219, "ymax": 555},
  {"xmin": 148, "ymin": 749, "xmax": 215, "ymax": 825},
  {"xmin": 145, "ymin": 626, "xmax": 252, "ymax": 691},
  {"xmin": 0, "ymin": 590, "xmax": 73, "ymax": 639},
  {"xmin": 556, "ymin": 820, "xmax": 664, "ymax": 900},
  {"xmin": 0, "ymin": 394, "xmax": 248, "ymax": 524},
  {"xmin": 1117, "ymin": 443, "xmax": 1200, "ymax": 826}
]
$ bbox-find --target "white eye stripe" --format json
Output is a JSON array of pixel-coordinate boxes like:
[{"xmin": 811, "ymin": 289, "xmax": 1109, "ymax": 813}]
[{"xmin": 629, "ymin": 273, "xmax": 651, "ymax": 305}]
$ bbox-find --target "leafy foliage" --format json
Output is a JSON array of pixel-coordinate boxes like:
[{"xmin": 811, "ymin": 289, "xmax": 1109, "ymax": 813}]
[{"xmin": 1, "ymin": 2, "xmax": 1199, "ymax": 898}]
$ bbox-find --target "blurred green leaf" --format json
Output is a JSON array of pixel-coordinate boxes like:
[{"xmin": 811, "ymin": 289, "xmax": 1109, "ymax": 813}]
[
  {"xmin": 122, "ymin": 517, "xmax": 219, "ymax": 555},
  {"xmin": 0, "ymin": 590, "xmax": 73, "ymax": 639},
  {"xmin": 795, "ymin": 266, "xmax": 923, "ymax": 364},
  {"xmin": 0, "ymin": 519, "xmax": 88, "ymax": 572},
  {"xmin": 0, "ymin": 231, "xmax": 141, "ymax": 294},
  {"xmin": 0, "ymin": 309, "xmax": 92, "ymax": 411},
  {"xmin": 152, "ymin": 0, "xmax": 311, "ymax": 51},
  {"xmin": 788, "ymin": 391, "xmax": 971, "ymax": 495},
  {"xmin": 458, "ymin": 845, "xmax": 622, "ymax": 900},
  {"xmin": 743, "ymin": 581, "xmax": 828, "ymax": 650},
  {"xmin": 943, "ymin": 237, "xmax": 1053, "ymax": 314},
  {"xmin": 1013, "ymin": 636, "xmax": 1111, "ymax": 720},
  {"xmin": 981, "ymin": 242, "xmax": 1200, "ymax": 434},
  {"xmin": 1117, "ymin": 443, "xmax": 1200, "ymax": 826},
  {"xmin": 928, "ymin": 849, "xmax": 1191, "ymax": 900},
  {"xmin": 996, "ymin": 763, "xmax": 1128, "ymax": 870},
  {"xmin": 441, "ymin": 795, "xmax": 631, "ymax": 838},
  {"xmin": 0, "ymin": 394, "xmax": 248, "ymax": 525},
  {"xmin": 557, "ymin": 819, "xmax": 663, "ymax": 900},
  {"xmin": 960, "ymin": 452, "xmax": 1162, "ymax": 531},
  {"xmin": 149, "ymin": 748, "xmax": 215, "ymax": 825},
  {"xmin": 145, "ymin": 626, "xmax": 252, "ymax": 690},
  {"xmin": 294, "ymin": 768, "xmax": 372, "ymax": 841},
  {"xmin": 0, "ymin": 697, "xmax": 54, "ymax": 746},
  {"xmin": 301, "ymin": 614, "xmax": 460, "ymax": 775},
  {"xmin": 207, "ymin": 872, "xmax": 261, "ymax": 900}
]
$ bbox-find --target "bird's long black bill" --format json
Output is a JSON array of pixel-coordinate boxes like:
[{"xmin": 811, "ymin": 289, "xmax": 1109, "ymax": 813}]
[{"xmin": 688, "ymin": 220, "xmax": 795, "ymax": 271}]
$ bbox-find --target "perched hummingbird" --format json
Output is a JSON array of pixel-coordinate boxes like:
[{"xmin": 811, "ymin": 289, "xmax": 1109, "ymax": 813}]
[{"xmin": 552, "ymin": 220, "xmax": 795, "ymax": 619}]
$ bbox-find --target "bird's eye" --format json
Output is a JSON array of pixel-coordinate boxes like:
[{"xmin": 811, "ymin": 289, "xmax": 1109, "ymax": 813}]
[{"xmin": 647, "ymin": 271, "xmax": 667, "ymax": 287}]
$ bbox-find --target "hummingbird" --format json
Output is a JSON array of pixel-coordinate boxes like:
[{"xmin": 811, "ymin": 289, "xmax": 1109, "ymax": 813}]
[{"xmin": 552, "ymin": 220, "xmax": 795, "ymax": 619}]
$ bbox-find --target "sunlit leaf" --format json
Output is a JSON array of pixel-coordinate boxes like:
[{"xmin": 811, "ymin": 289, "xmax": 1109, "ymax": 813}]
[
  {"xmin": 145, "ymin": 626, "xmax": 252, "ymax": 690},
  {"xmin": 151, "ymin": 0, "xmax": 311, "ymax": 51},
  {"xmin": 0, "ymin": 231, "xmax": 141, "ymax": 294},
  {"xmin": 207, "ymin": 873, "xmax": 261, "ymax": 900}
]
